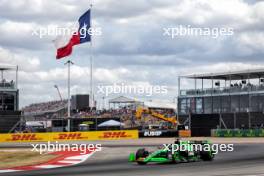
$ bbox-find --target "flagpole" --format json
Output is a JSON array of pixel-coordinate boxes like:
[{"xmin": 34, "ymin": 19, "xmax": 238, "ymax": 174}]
[{"xmin": 89, "ymin": 0, "xmax": 94, "ymax": 110}]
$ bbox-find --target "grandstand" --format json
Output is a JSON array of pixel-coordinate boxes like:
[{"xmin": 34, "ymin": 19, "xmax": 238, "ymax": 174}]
[
  {"xmin": 21, "ymin": 95, "xmax": 177, "ymax": 132},
  {"xmin": 22, "ymin": 100, "xmax": 67, "ymax": 120},
  {"xmin": 178, "ymin": 69, "xmax": 264, "ymax": 136}
]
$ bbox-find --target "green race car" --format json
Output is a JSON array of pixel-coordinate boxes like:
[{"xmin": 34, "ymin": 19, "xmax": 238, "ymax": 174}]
[{"xmin": 129, "ymin": 139, "xmax": 215, "ymax": 165}]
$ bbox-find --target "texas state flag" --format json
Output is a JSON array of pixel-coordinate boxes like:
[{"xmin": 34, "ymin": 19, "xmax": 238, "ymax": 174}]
[{"xmin": 54, "ymin": 10, "xmax": 91, "ymax": 59}]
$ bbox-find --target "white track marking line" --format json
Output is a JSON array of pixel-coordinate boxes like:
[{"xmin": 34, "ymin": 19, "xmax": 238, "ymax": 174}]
[
  {"xmin": 0, "ymin": 169, "xmax": 21, "ymax": 173},
  {"xmin": 65, "ymin": 152, "xmax": 95, "ymax": 164},
  {"xmin": 65, "ymin": 155, "xmax": 87, "ymax": 160},
  {"xmin": 0, "ymin": 151, "xmax": 96, "ymax": 172},
  {"xmin": 58, "ymin": 160, "xmax": 81, "ymax": 164},
  {"xmin": 34, "ymin": 165, "xmax": 65, "ymax": 169}
]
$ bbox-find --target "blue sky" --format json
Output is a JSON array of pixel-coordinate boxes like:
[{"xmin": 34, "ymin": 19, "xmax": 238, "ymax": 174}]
[{"xmin": 0, "ymin": 0, "xmax": 263, "ymax": 108}]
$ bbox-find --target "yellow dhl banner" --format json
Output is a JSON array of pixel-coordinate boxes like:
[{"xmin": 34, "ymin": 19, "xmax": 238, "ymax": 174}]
[{"xmin": 0, "ymin": 130, "xmax": 138, "ymax": 142}]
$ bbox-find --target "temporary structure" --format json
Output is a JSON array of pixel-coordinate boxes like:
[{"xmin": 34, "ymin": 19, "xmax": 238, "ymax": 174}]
[{"xmin": 98, "ymin": 120, "xmax": 124, "ymax": 127}]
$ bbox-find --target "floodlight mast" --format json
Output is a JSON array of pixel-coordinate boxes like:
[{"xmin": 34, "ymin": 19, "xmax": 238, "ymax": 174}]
[
  {"xmin": 54, "ymin": 85, "xmax": 63, "ymax": 101},
  {"xmin": 64, "ymin": 60, "xmax": 74, "ymax": 118}
]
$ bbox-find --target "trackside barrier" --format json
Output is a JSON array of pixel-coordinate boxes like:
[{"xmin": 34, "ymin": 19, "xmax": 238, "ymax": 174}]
[
  {"xmin": 138, "ymin": 130, "xmax": 192, "ymax": 137},
  {"xmin": 0, "ymin": 130, "xmax": 138, "ymax": 143},
  {"xmin": 211, "ymin": 129, "xmax": 264, "ymax": 137},
  {"xmin": 139, "ymin": 130, "xmax": 178, "ymax": 137}
]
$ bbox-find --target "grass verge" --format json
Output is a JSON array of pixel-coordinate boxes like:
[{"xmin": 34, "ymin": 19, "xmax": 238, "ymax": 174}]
[{"xmin": 0, "ymin": 150, "xmax": 58, "ymax": 169}]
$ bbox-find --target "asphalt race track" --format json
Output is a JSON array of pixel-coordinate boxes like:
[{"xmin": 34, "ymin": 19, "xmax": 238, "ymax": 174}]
[{"xmin": 1, "ymin": 143, "xmax": 264, "ymax": 176}]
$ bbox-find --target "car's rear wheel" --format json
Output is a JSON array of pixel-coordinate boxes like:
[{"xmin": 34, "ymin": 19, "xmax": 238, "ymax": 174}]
[
  {"xmin": 200, "ymin": 151, "xmax": 214, "ymax": 161},
  {"xmin": 137, "ymin": 161, "xmax": 147, "ymax": 165}
]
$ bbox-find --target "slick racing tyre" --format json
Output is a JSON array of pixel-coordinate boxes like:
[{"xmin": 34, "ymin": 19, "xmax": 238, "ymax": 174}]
[
  {"xmin": 200, "ymin": 151, "xmax": 214, "ymax": 161},
  {"xmin": 136, "ymin": 148, "xmax": 149, "ymax": 165}
]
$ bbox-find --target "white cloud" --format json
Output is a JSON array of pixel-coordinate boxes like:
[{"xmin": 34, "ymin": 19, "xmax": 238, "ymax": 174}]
[
  {"xmin": 0, "ymin": 47, "xmax": 40, "ymax": 71},
  {"xmin": 237, "ymin": 32, "xmax": 264, "ymax": 51},
  {"xmin": 0, "ymin": 0, "xmax": 264, "ymax": 108}
]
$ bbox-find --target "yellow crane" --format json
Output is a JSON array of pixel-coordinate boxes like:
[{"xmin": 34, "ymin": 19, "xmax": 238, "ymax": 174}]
[
  {"xmin": 135, "ymin": 106, "xmax": 177, "ymax": 125},
  {"xmin": 135, "ymin": 106, "xmax": 191, "ymax": 137}
]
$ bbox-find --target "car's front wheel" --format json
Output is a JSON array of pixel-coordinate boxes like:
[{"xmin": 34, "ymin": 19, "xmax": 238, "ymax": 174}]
[{"xmin": 136, "ymin": 148, "xmax": 149, "ymax": 165}]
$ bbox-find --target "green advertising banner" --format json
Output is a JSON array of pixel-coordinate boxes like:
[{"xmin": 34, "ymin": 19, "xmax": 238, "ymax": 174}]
[{"xmin": 212, "ymin": 129, "xmax": 264, "ymax": 137}]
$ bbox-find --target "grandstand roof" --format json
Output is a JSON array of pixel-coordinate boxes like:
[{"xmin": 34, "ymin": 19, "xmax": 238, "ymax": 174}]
[
  {"xmin": 109, "ymin": 96, "xmax": 138, "ymax": 103},
  {"xmin": 26, "ymin": 121, "xmax": 44, "ymax": 127},
  {"xmin": 182, "ymin": 68, "xmax": 264, "ymax": 80},
  {"xmin": 0, "ymin": 64, "xmax": 17, "ymax": 71},
  {"xmin": 144, "ymin": 101, "xmax": 176, "ymax": 110}
]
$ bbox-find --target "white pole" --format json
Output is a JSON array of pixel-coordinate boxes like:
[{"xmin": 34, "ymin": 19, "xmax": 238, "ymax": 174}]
[
  {"xmin": 89, "ymin": 2, "xmax": 94, "ymax": 110},
  {"xmin": 65, "ymin": 60, "xmax": 73, "ymax": 132},
  {"xmin": 90, "ymin": 47, "xmax": 93, "ymax": 109},
  {"xmin": 65, "ymin": 60, "xmax": 73, "ymax": 118},
  {"xmin": 68, "ymin": 60, "xmax": 71, "ymax": 117}
]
